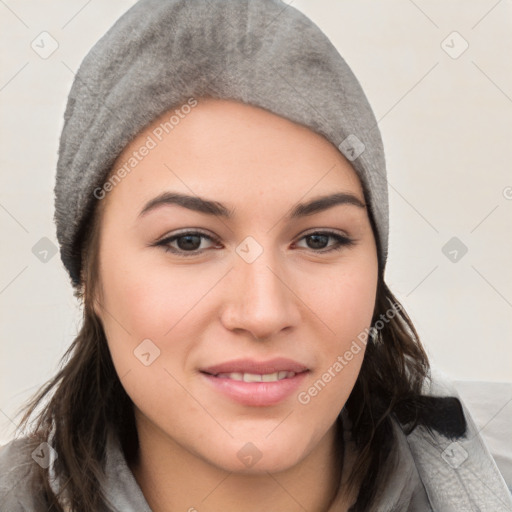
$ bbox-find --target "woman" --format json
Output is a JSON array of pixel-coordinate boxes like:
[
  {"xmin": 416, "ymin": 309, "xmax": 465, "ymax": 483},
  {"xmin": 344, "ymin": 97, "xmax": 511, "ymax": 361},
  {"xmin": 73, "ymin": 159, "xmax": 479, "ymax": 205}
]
[{"xmin": 1, "ymin": 0, "xmax": 510, "ymax": 511}]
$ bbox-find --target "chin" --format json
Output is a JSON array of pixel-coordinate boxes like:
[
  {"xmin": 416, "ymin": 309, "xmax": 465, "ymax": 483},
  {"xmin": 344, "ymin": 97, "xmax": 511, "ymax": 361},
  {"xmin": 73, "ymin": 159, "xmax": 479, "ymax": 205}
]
[{"xmin": 202, "ymin": 434, "xmax": 310, "ymax": 474}]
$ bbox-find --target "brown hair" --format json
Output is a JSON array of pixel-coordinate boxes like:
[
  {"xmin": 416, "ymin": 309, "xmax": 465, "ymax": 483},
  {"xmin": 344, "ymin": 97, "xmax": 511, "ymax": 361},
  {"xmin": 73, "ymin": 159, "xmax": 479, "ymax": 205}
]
[{"xmin": 16, "ymin": 193, "xmax": 467, "ymax": 512}]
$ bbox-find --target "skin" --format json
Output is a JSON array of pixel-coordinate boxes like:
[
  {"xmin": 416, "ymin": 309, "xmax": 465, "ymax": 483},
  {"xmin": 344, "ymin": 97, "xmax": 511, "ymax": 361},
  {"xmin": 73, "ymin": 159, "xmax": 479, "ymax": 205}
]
[{"xmin": 93, "ymin": 97, "xmax": 378, "ymax": 511}]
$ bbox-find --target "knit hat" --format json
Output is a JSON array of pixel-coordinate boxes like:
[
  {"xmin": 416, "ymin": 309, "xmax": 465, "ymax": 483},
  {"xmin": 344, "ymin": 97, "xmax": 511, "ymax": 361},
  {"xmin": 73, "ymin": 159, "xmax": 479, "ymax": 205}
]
[{"xmin": 54, "ymin": 0, "xmax": 389, "ymax": 288}]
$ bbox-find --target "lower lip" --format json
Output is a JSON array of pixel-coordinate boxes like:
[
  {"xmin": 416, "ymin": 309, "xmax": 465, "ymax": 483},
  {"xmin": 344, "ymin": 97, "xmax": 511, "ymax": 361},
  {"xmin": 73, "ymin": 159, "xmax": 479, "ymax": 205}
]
[{"xmin": 201, "ymin": 371, "xmax": 309, "ymax": 407}]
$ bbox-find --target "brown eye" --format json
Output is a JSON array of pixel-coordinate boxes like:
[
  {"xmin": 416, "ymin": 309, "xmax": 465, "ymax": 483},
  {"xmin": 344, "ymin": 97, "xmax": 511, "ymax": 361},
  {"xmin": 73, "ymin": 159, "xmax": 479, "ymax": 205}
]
[
  {"xmin": 155, "ymin": 231, "xmax": 222, "ymax": 257},
  {"xmin": 295, "ymin": 231, "xmax": 354, "ymax": 253}
]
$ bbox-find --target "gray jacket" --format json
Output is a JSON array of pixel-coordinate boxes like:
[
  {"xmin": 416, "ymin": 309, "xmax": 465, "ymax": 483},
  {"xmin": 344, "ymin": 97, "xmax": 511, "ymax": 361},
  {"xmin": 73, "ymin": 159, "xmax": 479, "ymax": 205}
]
[{"xmin": 1, "ymin": 367, "xmax": 511, "ymax": 511}]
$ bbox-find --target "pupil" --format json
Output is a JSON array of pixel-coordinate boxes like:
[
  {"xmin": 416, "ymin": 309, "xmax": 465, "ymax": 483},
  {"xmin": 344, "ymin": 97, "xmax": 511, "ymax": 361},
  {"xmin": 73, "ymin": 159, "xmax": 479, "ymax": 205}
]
[
  {"xmin": 178, "ymin": 235, "xmax": 201, "ymax": 250},
  {"xmin": 308, "ymin": 234, "xmax": 328, "ymax": 249}
]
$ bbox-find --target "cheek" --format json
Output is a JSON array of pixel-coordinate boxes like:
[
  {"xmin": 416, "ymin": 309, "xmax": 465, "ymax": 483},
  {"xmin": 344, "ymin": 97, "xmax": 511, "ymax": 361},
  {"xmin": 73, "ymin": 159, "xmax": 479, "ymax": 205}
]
[
  {"xmin": 318, "ymin": 252, "xmax": 378, "ymax": 346},
  {"xmin": 99, "ymin": 243, "xmax": 212, "ymax": 338},
  {"xmin": 301, "ymin": 256, "xmax": 378, "ymax": 410},
  {"xmin": 97, "ymin": 246, "xmax": 225, "ymax": 385},
  {"xmin": 335, "ymin": 268, "xmax": 377, "ymax": 336},
  {"xmin": 97, "ymin": 262, "xmax": 207, "ymax": 430}
]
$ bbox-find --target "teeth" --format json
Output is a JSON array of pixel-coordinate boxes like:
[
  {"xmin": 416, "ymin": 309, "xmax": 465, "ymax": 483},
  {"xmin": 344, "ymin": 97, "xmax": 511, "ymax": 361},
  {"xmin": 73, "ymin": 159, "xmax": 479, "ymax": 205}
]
[
  {"xmin": 244, "ymin": 372, "xmax": 263, "ymax": 382},
  {"xmin": 215, "ymin": 371, "xmax": 296, "ymax": 382}
]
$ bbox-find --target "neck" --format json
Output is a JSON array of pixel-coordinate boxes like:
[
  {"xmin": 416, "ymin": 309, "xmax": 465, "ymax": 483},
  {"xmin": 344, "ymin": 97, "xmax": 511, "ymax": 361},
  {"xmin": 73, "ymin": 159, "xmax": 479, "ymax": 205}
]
[{"xmin": 129, "ymin": 414, "xmax": 352, "ymax": 512}]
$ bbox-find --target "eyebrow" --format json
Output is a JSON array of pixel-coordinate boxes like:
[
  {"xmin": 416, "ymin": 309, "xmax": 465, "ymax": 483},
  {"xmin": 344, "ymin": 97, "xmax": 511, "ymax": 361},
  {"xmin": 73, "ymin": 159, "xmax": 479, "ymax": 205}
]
[{"xmin": 138, "ymin": 191, "xmax": 366, "ymax": 220}]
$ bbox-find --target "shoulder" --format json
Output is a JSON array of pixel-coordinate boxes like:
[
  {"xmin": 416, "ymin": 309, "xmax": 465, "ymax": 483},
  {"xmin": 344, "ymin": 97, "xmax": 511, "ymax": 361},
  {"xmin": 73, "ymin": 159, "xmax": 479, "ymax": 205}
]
[
  {"xmin": 450, "ymin": 378, "xmax": 512, "ymax": 495},
  {"xmin": 0, "ymin": 437, "xmax": 49, "ymax": 512},
  {"xmin": 405, "ymin": 367, "xmax": 512, "ymax": 511}
]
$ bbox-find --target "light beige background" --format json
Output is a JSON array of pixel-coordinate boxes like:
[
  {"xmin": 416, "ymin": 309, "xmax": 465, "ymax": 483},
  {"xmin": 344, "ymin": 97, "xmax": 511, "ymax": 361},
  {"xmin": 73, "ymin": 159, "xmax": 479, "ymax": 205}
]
[{"xmin": 1, "ymin": 0, "xmax": 511, "ymax": 444}]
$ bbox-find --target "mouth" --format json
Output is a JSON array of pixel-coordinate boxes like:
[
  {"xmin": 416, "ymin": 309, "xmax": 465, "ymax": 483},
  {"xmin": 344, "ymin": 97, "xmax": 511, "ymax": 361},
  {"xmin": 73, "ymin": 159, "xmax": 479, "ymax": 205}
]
[
  {"xmin": 199, "ymin": 357, "xmax": 310, "ymax": 407},
  {"xmin": 200, "ymin": 356, "xmax": 309, "ymax": 376},
  {"xmin": 203, "ymin": 370, "xmax": 300, "ymax": 382}
]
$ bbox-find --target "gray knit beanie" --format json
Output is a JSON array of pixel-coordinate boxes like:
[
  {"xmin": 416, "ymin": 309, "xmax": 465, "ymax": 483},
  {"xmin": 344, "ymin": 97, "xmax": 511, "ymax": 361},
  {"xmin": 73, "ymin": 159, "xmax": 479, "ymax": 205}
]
[{"xmin": 54, "ymin": 0, "xmax": 388, "ymax": 289}]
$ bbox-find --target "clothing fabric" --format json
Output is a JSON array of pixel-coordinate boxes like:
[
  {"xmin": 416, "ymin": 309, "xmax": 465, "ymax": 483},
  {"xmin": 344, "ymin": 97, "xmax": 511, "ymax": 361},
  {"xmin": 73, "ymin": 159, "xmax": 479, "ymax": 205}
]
[
  {"xmin": 54, "ymin": 0, "xmax": 389, "ymax": 288},
  {"xmin": 1, "ymin": 367, "xmax": 511, "ymax": 511},
  {"xmin": 452, "ymin": 380, "xmax": 512, "ymax": 493}
]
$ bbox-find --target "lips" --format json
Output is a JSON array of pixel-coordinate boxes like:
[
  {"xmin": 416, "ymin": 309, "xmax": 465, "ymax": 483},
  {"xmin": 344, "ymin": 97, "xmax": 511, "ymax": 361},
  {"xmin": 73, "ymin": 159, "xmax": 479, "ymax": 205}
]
[
  {"xmin": 200, "ymin": 357, "xmax": 309, "ymax": 376},
  {"xmin": 199, "ymin": 357, "xmax": 310, "ymax": 406},
  {"xmin": 214, "ymin": 370, "xmax": 296, "ymax": 382}
]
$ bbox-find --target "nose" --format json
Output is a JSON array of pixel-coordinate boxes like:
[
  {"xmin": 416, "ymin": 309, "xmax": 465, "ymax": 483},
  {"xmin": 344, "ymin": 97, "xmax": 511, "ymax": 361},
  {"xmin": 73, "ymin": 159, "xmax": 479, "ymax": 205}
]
[{"xmin": 220, "ymin": 248, "xmax": 301, "ymax": 340}]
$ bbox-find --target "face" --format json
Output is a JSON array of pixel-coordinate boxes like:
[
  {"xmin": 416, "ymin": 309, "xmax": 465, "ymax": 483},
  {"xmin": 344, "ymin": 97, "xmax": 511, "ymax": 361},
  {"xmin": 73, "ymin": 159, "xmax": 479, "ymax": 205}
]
[{"xmin": 93, "ymin": 97, "xmax": 378, "ymax": 474}]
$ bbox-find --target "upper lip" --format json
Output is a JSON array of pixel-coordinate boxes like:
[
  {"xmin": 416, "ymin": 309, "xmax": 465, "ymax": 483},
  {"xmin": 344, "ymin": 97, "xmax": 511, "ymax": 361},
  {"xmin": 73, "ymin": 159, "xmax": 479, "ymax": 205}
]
[{"xmin": 200, "ymin": 357, "xmax": 309, "ymax": 376}]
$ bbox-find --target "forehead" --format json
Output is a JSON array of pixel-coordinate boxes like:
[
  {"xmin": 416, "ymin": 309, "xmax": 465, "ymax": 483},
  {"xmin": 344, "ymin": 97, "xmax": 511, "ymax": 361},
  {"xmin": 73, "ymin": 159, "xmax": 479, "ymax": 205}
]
[{"xmin": 102, "ymin": 97, "xmax": 364, "ymax": 213}]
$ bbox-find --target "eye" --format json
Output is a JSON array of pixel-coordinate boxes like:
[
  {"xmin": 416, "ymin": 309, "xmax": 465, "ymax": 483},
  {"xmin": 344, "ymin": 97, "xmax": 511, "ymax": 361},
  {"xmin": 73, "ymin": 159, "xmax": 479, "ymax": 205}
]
[
  {"xmin": 155, "ymin": 230, "xmax": 222, "ymax": 257},
  {"xmin": 294, "ymin": 230, "xmax": 355, "ymax": 253},
  {"xmin": 154, "ymin": 229, "xmax": 354, "ymax": 257}
]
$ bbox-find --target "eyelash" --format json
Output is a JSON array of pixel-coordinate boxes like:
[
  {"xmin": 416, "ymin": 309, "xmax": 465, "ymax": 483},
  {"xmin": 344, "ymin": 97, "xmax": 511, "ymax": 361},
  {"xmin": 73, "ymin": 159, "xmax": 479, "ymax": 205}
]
[{"xmin": 154, "ymin": 229, "xmax": 355, "ymax": 257}]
